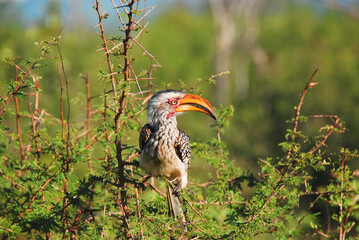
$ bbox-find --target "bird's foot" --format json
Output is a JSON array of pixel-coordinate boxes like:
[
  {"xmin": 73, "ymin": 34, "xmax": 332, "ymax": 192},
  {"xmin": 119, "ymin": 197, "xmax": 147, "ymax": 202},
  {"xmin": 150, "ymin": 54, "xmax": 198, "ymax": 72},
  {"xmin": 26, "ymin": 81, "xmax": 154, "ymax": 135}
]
[
  {"xmin": 166, "ymin": 178, "xmax": 181, "ymax": 196},
  {"xmin": 172, "ymin": 187, "xmax": 181, "ymax": 196},
  {"xmin": 172, "ymin": 180, "xmax": 185, "ymax": 196},
  {"xmin": 166, "ymin": 176, "xmax": 187, "ymax": 196}
]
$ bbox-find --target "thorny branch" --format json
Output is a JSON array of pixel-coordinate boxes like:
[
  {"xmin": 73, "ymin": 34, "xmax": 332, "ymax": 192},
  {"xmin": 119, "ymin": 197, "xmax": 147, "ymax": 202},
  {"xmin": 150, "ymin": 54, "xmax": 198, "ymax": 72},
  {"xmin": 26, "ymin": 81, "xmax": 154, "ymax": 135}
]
[
  {"xmin": 245, "ymin": 70, "xmax": 346, "ymax": 225},
  {"xmin": 95, "ymin": 0, "xmax": 118, "ymax": 99},
  {"xmin": 94, "ymin": 0, "xmax": 161, "ymax": 238},
  {"xmin": 309, "ymin": 114, "xmax": 346, "ymax": 154},
  {"xmin": 56, "ymin": 28, "xmax": 72, "ymax": 238},
  {"xmin": 15, "ymin": 96, "xmax": 25, "ymax": 161},
  {"xmin": 286, "ymin": 69, "xmax": 318, "ymax": 160},
  {"xmin": 0, "ymin": 38, "xmax": 58, "ymax": 116}
]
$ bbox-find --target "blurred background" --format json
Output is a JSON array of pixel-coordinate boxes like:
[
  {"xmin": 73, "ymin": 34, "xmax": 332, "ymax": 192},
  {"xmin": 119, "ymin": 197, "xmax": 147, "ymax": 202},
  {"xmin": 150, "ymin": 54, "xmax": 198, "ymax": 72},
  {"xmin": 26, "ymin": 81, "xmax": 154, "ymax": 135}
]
[{"xmin": 1, "ymin": 0, "xmax": 359, "ymax": 173}]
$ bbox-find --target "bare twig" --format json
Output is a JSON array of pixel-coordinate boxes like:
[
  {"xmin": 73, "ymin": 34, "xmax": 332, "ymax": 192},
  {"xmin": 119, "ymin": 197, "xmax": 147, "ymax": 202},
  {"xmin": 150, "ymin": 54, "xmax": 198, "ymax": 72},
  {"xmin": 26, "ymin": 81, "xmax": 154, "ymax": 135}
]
[
  {"xmin": 95, "ymin": 0, "xmax": 118, "ymax": 99},
  {"xmin": 56, "ymin": 27, "xmax": 72, "ymax": 239},
  {"xmin": 14, "ymin": 97, "xmax": 25, "ymax": 161},
  {"xmin": 244, "ymin": 184, "xmax": 286, "ymax": 223},
  {"xmin": 286, "ymin": 69, "xmax": 318, "ymax": 160},
  {"xmin": 18, "ymin": 164, "xmax": 66, "ymax": 220},
  {"xmin": 110, "ymin": 0, "xmax": 138, "ymax": 238},
  {"xmin": 258, "ymin": 158, "xmax": 281, "ymax": 174},
  {"xmin": 339, "ymin": 152, "xmax": 345, "ymax": 240},
  {"xmin": 308, "ymin": 115, "xmax": 345, "ymax": 154},
  {"xmin": 84, "ymin": 73, "xmax": 92, "ymax": 141},
  {"xmin": 294, "ymin": 70, "xmax": 319, "ymax": 134},
  {"xmin": 0, "ymin": 167, "xmax": 28, "ymax": 191},
  {"xmin": 130, "ymin": 37, "xmax": 161, "ymax": 66},
  {"xmin": 58, "ymin": 63, "xmax": 66, "ymax": 140},
  {"xmin": 81, "ymin": 131, "xmax": 108, "ymax": 152},
  {"xmin": 295, "ymin": 193, "xmax": 323, "ymax": 231},
  {"xmin": 187, "ymin": 71, "xmax": 230, "ymax": 92},
  {"xmin": 27, "ymin": 100, "xmax": 41, "ymax": 161},
  {"xmin": 143, "ymin": 181, "xmax": 166, "ymax": 197},
  {"xmin": 182, "ymin": 196, "xmax": 204, "ymax": 220}
]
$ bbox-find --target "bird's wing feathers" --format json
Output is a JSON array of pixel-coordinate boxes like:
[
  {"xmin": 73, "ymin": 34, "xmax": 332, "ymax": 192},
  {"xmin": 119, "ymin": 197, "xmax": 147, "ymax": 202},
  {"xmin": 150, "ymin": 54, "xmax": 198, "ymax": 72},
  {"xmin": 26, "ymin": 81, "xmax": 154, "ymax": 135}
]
[
  {"xmin": 139, "ymin": 124, "xmax": 152, "ymax": 151},
  {"xmin": 174, "ymin": 129, "xmax": 191, "ymax": 166}
]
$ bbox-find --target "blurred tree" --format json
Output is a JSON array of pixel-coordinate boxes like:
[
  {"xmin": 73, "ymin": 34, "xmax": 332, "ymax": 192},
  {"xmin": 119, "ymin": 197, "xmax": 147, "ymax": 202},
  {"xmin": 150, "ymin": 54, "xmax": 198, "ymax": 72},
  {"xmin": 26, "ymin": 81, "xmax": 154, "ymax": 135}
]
[
  {"xmin": 65, "ymin": 0, "xmax": 87, "ymax": 28},
  {"xmin": 2, "ymin": 0, "xmax": 359, "ymax": 171},
  {"xmin": 209, "ymin": 0, "xmax": 267, "ymax": 104},
  {"xmin": 323, "ymin": 0, "xmax": 359, "ymax": 20},
  {"xmin": 221, "ymin": 3, "xmax": 359, "ymax": 171}
]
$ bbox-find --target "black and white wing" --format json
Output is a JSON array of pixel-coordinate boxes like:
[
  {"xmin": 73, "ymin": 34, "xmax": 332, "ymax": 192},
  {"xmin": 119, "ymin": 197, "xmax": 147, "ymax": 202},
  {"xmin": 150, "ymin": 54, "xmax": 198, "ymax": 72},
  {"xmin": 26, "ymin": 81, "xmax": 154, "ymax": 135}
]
[
  {"xmin": 174, "ymin": 129, "xmax": 191, "ymax": 167},
  {"xmin": 139, "ymin": 123, "xmax": 153, "ymax": 152}
]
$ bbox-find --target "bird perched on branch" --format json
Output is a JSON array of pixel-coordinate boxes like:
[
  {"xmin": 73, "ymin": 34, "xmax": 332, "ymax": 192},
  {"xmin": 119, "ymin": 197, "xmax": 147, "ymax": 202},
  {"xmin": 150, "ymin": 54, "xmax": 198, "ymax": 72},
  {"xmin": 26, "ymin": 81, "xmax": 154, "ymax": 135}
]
[{"xmin": 139, "ymin": 90, "xmax": 217, "ymax": 221}]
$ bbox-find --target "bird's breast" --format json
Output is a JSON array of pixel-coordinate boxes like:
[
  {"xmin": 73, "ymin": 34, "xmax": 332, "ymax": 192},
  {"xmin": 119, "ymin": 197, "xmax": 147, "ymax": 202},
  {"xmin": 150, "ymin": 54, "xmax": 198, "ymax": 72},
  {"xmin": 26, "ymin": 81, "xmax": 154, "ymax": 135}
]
[{"xmin": 139, "ymin": 129, "xmax": 186, "ymax": 179}]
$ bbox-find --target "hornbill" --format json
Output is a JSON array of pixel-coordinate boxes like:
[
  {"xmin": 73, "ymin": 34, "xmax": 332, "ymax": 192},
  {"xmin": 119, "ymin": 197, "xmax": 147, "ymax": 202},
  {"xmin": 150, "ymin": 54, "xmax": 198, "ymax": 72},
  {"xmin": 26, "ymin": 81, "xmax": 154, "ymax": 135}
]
[{"xmin": 139, "ymin": 90, "xmax": 217, "ymax": 221}]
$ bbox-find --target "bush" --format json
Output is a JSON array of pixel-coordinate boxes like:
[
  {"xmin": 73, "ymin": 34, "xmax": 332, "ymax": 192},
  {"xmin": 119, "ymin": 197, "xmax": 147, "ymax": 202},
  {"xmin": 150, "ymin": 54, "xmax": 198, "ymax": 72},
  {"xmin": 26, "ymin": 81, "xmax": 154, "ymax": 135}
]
[{"xmin": 0, "ymin": 1, "xmax": 358, "ymax": 239}]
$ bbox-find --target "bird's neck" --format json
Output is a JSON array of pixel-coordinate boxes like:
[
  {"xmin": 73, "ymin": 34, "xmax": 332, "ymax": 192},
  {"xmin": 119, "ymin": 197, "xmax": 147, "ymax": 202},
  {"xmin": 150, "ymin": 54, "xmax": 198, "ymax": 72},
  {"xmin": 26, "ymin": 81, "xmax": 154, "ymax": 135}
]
[{"xmin": 150, "ymin": 116, "xmax": 178, "ymax": 134}]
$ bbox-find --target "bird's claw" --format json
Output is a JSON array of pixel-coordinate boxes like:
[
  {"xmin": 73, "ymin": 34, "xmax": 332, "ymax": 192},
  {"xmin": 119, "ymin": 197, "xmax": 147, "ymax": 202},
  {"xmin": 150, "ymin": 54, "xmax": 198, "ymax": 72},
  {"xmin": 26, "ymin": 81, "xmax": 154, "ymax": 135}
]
[
  {"xmin": 172, "ymin": 180, "xmax": 184, "ymax": 196},
  {"xmin": 167, "ymin": 177, "xmax": 186, "ymax": 196},
  {"xmin": 172, "ymin": 186, "xmax": 181, "ymax": 197}
]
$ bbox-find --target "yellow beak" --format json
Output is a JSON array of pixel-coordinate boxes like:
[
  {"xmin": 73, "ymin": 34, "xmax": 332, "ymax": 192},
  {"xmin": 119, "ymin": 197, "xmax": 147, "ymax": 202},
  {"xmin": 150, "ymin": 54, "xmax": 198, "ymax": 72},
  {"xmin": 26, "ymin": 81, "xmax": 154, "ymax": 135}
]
[{"xmin": 174, "ymin": 94, "xmax": 217, "ymax": 120}]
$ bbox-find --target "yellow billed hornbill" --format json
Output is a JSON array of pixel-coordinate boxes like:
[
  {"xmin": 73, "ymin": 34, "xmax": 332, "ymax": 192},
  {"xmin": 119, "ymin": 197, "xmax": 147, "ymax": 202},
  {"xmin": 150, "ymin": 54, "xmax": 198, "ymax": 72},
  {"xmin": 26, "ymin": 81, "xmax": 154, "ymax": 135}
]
[{"xmin": 139, "ymin": 90, "xmax": 216, "ymax": 220}]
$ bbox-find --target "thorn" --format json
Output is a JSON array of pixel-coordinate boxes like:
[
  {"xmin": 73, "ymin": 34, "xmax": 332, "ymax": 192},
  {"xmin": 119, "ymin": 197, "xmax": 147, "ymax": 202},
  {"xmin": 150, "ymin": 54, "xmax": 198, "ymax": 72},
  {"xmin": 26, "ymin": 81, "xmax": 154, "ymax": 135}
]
[{"xmin": 308, "ymin": 82, "xmax": 319, "ymax": 89}]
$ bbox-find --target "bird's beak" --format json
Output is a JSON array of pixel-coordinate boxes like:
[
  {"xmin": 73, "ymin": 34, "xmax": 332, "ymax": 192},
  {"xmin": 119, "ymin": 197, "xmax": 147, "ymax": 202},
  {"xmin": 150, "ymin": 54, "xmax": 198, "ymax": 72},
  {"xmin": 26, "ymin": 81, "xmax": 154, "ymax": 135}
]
[{"xmin": 175, "ymin": 94, "xmax": 217, "ymax": 120}]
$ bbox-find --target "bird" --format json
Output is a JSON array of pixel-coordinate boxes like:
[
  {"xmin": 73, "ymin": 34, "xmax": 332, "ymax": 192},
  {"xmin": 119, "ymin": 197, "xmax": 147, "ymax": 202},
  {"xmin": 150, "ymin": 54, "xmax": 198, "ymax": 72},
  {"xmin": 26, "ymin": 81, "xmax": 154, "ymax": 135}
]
[{"xmin": 139, "ymin": 90, "xmax": 217, "ymax": 221}]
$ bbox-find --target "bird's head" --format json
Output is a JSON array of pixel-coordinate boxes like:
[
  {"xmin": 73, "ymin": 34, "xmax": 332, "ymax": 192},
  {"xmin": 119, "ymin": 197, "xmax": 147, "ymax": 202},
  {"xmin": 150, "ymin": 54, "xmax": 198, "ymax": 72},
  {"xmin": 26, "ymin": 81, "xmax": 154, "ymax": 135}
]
[{"xmin": 147, "ymin": 90, "xmax": 217, "ymax": 128}]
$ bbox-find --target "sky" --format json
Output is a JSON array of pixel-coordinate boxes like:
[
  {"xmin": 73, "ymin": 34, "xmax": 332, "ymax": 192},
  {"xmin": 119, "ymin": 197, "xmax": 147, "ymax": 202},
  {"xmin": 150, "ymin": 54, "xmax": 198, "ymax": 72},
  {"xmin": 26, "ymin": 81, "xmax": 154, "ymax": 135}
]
[
  {"xmin": 2, "ymin": 0, "xmax": 350, "ymax": 31},
  {"xmin": 21, "ymin": 0, "xmax": 157, "ymax": 27},
  {"xmin": 1, "ymin": 0, "xmax": 199, "ymax": 29}
]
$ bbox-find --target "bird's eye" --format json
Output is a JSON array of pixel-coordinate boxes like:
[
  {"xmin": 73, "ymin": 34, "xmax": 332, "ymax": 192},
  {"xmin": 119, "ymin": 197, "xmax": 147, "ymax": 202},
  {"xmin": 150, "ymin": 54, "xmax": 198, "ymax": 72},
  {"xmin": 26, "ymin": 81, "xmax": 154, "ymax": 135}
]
[{"xmin": 169, "ymin": 99, "xmax": 178, "ymax": 105}]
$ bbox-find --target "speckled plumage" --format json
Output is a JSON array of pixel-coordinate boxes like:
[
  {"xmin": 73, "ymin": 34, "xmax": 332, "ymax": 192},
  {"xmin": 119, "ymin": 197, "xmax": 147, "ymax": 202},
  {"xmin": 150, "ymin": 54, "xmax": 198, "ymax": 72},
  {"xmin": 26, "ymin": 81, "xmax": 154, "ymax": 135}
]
[
  {"xmin": 139, "ymin": 90, "xmax": 191, "ymax": 194},
  {"xmin": 139, "ymin": 90, "xmax": 216, "ymax": 222}
]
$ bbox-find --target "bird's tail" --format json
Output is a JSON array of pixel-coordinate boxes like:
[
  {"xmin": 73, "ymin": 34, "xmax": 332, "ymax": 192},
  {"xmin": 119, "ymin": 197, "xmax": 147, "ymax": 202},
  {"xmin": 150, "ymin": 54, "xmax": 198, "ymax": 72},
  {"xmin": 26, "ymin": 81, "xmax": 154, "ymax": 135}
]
[{"xmin": 167, "ymin": 185, "xmax": 186, "ymax": 223}]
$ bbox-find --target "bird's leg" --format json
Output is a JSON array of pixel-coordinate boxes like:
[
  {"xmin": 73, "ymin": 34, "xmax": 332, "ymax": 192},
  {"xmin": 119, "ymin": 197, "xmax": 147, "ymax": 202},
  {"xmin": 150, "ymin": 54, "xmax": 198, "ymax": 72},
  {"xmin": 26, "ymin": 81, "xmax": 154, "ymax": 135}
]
[
  {"xmin": 166, "ymin": 177, "xmax": 181, "ymax": 196},
  {"xmin": 166, "ymin": 177, "xmax": 187, "ymax": 224}
]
